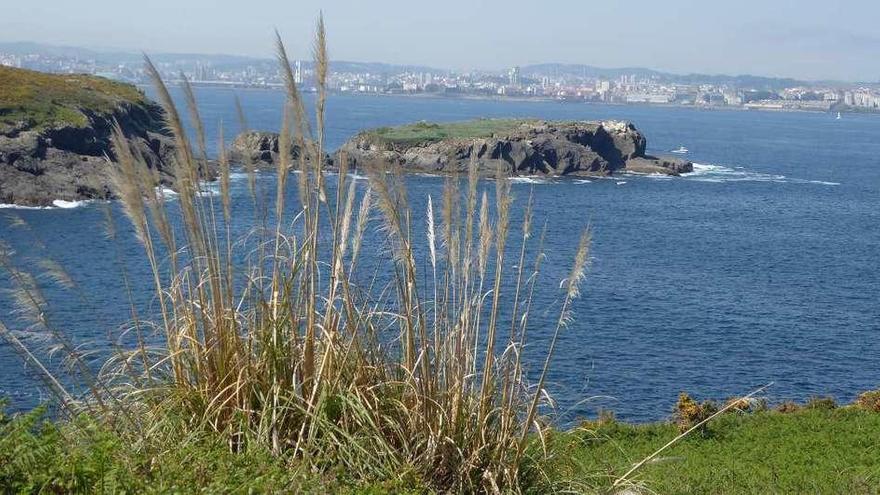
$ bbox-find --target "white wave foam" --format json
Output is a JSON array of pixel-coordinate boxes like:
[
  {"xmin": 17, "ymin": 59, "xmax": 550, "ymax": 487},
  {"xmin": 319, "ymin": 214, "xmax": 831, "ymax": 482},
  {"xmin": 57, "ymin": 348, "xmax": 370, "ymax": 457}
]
[
  {"xmin": 573, "ymin": 179, "xmax": 592, "ymax": 184},
  {"xmin": 52, "ymin": 199, "xmax": 88, "ymax": 209},
  {"xmin": 0, "ymin": 203, "xmax": 53, "ymax": 210},
  {"xmin": 510, "ymin": 176, "xmax": 550, "ymax": 184},
  {"xmin": 683, "ymin": 162, "xmax": 838, "ymax": 186},
  {"xmin": 642, "ymin": 173, "xmax": 674, "ymax": 180},
  {"xmin": 0, "ymin": 199, "xmax": 91, "ymax": 210}
]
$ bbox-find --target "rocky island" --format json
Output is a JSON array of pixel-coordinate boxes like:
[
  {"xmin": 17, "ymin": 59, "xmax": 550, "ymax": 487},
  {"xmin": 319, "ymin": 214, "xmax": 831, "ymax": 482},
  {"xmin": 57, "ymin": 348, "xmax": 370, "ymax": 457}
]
[
  {"xmin": 0, "ymin": 66, "xmax": 177, "ymax": 206},
  {"xmin": 336, "ymin": 119, "xmax": 692, "ymax": 177}
]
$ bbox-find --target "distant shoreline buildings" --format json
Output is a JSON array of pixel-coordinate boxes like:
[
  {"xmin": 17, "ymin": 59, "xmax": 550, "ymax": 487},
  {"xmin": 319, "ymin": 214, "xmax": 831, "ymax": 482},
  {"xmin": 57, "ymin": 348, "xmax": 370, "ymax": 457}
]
[{"xmin": 2, "ymin": 48, "xmax": 878, "ymax": 113}]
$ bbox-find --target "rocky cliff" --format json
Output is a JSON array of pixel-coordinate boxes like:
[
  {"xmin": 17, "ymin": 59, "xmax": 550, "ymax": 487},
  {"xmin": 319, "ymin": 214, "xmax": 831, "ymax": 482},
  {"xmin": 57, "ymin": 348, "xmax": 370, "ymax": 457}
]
[
  {"xmin": 337, "ymin": 119, "xmax": 692, "ymax": 177},
  {"xmin": 0, "ymin": 66, "xmax": 177, "ymax": 206}
]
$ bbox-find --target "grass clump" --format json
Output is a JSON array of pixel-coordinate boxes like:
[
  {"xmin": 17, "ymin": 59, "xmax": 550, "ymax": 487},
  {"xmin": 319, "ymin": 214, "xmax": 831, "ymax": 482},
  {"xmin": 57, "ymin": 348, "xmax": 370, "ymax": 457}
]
[
  {"xmin": 0, "ymin": 16, "xmax": 592, "ymax": 494},
  {"xmin": 366, "ymin": 118, "xmax": 530, "ymax": 146},
  {"xmin": 0, "ymin": 401, "xmax": 356, "ymax": 493},
  {"xmin": 0, "ymin": 65, "xmax": 148, "ymax": 131},
  {"xmin": 857, "ymin": 390, "xmax": 880, "ymax": 412},
  {"xmin": 805, "ymin": 395, "xmax": 838, "ymax": 410}
]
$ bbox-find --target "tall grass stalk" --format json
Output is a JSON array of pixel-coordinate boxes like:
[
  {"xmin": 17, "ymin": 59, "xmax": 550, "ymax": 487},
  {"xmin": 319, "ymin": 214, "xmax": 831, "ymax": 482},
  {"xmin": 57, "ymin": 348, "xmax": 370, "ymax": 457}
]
[{"xmin": 0, "ymin": 18, "xmax": 594, "ymax": 492}]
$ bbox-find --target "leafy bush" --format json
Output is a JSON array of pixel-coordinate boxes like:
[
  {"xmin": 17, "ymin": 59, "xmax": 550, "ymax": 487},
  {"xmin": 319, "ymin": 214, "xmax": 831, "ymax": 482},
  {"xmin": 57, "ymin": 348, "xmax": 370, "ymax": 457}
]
[{"xmin": 673, "ymin": 393, "xmax": 718, "ymax": 433}]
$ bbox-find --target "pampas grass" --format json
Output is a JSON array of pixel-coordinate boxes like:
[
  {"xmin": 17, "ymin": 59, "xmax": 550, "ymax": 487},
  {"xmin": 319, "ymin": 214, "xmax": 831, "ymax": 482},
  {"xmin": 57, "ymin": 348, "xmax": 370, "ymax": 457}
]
[{"xmin": 0, "ymin": 16, "xmax": 597, "ymax": 493}]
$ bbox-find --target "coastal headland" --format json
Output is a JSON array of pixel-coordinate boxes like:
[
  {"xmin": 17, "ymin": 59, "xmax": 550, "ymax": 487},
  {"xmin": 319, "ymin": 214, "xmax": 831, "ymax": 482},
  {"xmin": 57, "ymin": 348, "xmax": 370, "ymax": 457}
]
[{"xmin": 0, "ymin": 66, "xmax": 178, "ymax": 206}]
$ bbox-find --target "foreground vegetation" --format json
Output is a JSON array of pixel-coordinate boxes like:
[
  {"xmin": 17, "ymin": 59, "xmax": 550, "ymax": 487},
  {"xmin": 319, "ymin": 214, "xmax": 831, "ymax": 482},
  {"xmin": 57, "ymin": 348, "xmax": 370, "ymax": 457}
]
[
  {"xmin": 0, "ymin": 65, "xmax": 148, "ymax": 131},
  {"xmin": 0, "ymin": 18, "xmax": 593, "ymax": 493},
  {"xmin": 366, "ymin": 118, "xmax": 532, "ymax": 146},
  {"xmin": 552, "ymin": 404, "xmax": 880, "ymax": 493},
  {"xmin": 4, "ymin": 395, "xmax": 880, "ymax": 493}
]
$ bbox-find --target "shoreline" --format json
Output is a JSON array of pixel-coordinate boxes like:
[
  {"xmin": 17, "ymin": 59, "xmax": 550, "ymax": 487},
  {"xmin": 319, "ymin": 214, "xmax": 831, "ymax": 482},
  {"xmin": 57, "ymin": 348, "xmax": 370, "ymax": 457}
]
[{"xmin": 145, "ymin": 82, "xmax": 879, "ymax": 116}]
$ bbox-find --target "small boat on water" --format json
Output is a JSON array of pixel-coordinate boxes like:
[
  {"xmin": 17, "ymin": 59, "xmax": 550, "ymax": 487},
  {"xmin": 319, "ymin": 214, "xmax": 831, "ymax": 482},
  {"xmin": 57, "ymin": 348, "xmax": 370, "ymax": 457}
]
[
  {"xmin": 671, "ymin": 146, "xmax": 689, "ymax": 154},
  {"xmin": 836, "ymin": 112, "xmax": 842, "ymax": 120}
]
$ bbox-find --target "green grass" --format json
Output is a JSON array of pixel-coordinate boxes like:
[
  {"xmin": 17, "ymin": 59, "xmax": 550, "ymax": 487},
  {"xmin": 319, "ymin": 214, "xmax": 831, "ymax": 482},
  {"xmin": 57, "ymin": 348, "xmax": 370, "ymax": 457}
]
[
  {"xmin": 0, "ymin": 402, "xmax": 425, "ymax": 494},
  {"xmin": 4, "ymin": 403, "xmax": 879, "ymax": 493},
  {"xmin": 0, "ymin": 65, "xmax": 147, "ymax": 131},
  {"xmin": 545, "ymin": 407, "xmax": 880, "ymax": 494},
  {"xmin": 365, "ymin": 118, "xmax": 533, "ymax": 146}
]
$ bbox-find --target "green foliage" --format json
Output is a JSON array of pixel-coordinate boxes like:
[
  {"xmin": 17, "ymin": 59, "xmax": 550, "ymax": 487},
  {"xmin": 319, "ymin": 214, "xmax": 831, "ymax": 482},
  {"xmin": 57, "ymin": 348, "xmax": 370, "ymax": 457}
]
[
  {"xmin": 365, "ymin": 118, "xmax": 531, "ymax": 146},
  {"xmin": 0, "ymin": 65, "xmax": 147, "ymax": 132},
  {"xmin": 543, "ymin": 407, "xmax": 880, "ymax": 494},
  {"xmin": 673, "ymin": 392, "xmax": 718, "ymax": 434},
  {"xmin": 0, "ymin": 402, "xmax": 374, "ymax": 493}
]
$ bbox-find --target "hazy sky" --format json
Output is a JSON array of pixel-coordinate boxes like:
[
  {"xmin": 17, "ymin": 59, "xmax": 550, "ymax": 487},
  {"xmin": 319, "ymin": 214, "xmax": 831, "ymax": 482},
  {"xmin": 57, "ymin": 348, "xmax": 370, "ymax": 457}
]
[{"xmin": 3, "ymin": 0, "xmax": 879, "ymax": 81}]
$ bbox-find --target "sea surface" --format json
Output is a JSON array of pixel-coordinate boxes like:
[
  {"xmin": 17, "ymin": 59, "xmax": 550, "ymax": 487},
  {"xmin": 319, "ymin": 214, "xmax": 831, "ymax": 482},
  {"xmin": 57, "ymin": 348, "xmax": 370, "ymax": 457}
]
[{"xmin": 1, "ymin": 88, "xmax": 878, "ymax": 423}]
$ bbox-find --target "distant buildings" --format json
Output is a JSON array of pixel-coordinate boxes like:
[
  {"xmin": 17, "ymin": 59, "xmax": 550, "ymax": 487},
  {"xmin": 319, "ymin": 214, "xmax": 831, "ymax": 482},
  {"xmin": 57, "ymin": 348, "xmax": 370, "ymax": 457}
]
[
  {"xmin": 2, "ymin": 47, "xmax": 878, "ymax": 113},
  {"xmin": 844, "ymin": 88, "xmax": 880, "ymax": 109},
  {"xmin": 508, "ymin": 66, "xmax": 520, "ymax": 87},
  {"xmin": 294, "ymin": 60, "xmax": 303, "ymax": 85},
  {"xmin": 0, "ymin": 54, "xmax": 21, "ymax": 67}
]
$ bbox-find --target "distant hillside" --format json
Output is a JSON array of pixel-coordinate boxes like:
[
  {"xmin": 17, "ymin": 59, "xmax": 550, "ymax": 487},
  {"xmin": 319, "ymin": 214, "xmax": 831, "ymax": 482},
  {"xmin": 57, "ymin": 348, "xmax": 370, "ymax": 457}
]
[
  {"xmin": 521, "ymin": 63, "xmax": 804, "ymax": 90},
  {"xmin": 0, "ymin": 42, "xmax": 442, "ymax": 75},
  {"xmin": 0, "ymin": 65, "xmax": 149, "ymax": 131}
]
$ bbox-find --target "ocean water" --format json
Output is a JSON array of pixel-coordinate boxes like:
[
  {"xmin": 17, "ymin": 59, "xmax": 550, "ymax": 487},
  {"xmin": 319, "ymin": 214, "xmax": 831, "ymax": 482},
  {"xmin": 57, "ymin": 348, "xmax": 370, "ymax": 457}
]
[{"xmin": 1, "ymin": 88, "xmax": 878, "ymax": 423}]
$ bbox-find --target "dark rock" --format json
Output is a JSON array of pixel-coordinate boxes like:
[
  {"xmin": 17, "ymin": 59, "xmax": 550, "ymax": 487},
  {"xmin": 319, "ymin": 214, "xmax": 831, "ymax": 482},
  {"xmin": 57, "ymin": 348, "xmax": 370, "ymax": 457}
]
[
  {"xmin": 230, "ymin": 131, "xmax": 323, "ymax": 167},
  {"xmin": 0, "ymin": 100, "xmax": 187, "ymax": 206},
  {"xmin": 625, "ymin": 156, "xmax": 693, "ymax": 175}
]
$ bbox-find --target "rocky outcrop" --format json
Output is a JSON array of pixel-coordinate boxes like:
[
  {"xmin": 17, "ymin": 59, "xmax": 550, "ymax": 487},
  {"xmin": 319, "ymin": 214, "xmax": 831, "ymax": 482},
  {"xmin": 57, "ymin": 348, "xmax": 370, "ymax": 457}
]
[
  {"xmin": 0, "ymin": 102, "xmax": 178, "ymax": 207},
  {"xmin": 230, "ymin": 131, "xmax": 325, "ymax": 168},
  {"xmin": 337, "ymin": 120, "xmax": 692, "ymax": 177}
]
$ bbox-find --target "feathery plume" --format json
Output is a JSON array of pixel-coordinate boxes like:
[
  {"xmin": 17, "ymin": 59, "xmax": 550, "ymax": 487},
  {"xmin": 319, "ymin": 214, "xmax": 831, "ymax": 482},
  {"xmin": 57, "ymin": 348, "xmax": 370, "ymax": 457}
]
[
  {"xmin": 566, "ymin": 229, "xmax": 591, "ymax": 299},
  {"xmin": 478, "ymin": 191, "xmax": 492, "ymax": 276},
  {"xmin": 426, "ymin": 195, "xmax": 437, "ymax": 269},
  {"xmin": 218, "ymin": 122, "xmax": 232, "ymax": 224}
]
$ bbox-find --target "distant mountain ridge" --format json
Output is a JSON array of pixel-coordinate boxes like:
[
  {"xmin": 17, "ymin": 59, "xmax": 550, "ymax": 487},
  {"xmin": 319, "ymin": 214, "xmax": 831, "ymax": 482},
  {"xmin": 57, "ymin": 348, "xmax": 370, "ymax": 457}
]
[{"xmin": 0, "ymin": 41, "xmax": 848, "ymax": 86}]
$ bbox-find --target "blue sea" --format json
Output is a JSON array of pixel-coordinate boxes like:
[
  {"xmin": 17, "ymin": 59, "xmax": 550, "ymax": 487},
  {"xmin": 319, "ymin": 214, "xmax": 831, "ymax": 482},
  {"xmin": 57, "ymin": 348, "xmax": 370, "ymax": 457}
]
[{"xmin": 1, "ymin": 88, "xmax": 878, "ymax": 423}]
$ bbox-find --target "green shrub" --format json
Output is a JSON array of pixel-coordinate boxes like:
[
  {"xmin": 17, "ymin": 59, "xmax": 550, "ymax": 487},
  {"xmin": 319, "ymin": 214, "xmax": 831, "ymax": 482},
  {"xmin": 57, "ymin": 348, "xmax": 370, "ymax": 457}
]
[
  {"xmin": 673, "ymin": 393, "xmax": 718, "ymax": 434},
  {"xmin": 805, "ymin": 396, "xmax": 837, "ymax": 410}
]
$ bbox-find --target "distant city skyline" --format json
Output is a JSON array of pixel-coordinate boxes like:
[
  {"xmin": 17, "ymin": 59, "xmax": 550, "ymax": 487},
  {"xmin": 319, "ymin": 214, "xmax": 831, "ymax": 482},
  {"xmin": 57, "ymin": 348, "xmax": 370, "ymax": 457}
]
[{"xmin": 3, "ymin": 0, "xmax": 880, "ymax": 82}]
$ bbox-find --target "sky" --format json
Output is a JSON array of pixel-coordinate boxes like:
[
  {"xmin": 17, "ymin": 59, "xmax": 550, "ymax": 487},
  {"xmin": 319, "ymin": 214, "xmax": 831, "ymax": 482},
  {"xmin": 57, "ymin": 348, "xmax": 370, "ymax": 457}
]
[{"xmin": 2, "ymin": 0, "xmax": 879, "ymax": 81}]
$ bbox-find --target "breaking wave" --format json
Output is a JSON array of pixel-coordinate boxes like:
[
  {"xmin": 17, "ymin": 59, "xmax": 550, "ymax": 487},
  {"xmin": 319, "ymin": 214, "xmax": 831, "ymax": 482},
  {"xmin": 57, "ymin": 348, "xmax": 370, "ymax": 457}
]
[
  {"xmin": 682, "ymin": 163, "xmax": 840, "ymax": 186},
  {"xmin": 0, "ymin": 199, "xmax": 92, "ymax": 210}
]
